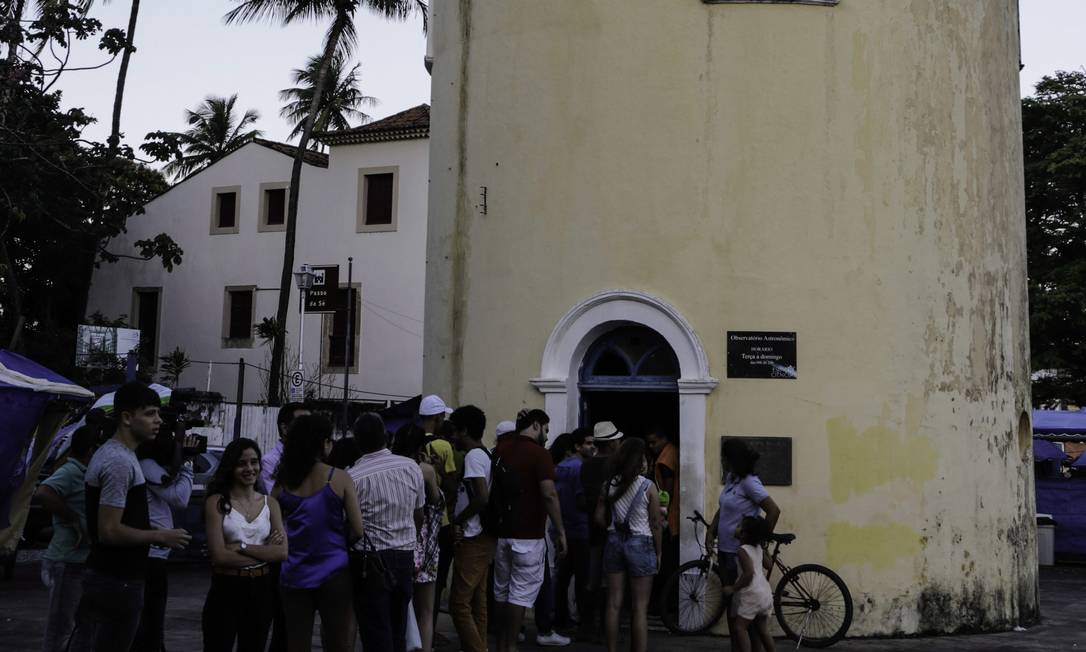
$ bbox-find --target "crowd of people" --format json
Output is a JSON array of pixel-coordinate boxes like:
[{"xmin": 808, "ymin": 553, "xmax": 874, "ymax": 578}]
[{"xmin": 34, "ymin": 381, "xmax": 781, "ymax": 652}]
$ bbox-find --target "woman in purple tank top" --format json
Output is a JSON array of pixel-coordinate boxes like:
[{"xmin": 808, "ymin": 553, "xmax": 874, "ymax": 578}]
[{"xmin": 273, "ymin": 415, "xmax": 365, "ymax": 652}]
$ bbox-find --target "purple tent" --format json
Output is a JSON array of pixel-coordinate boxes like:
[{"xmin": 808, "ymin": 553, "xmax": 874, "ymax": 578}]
[
  {"xmin": 0, "ymin": 350, "xmax": 92, "ymax": 529},
  {"xmin": 1033, "ymin": 438, "xmax": 1069, "ymax": 463},
  {"xmin": 1032, "ymin": 409, "xmax": 1086, "ymax": 436}
]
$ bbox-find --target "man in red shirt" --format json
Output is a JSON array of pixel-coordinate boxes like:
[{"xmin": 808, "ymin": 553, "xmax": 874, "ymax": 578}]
[
  {"xmin": 647, "ymin": 427, "xmax": 679, "ymax": 614},
  {"xmin": 492, "ymin": 409, "xmax": 568, "ymax": 652}
]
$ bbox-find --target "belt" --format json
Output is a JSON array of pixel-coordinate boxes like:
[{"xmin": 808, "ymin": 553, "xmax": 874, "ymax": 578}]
[{"xmin": 214, "ymin": 564, "xmax": 270, "ymax": 577}]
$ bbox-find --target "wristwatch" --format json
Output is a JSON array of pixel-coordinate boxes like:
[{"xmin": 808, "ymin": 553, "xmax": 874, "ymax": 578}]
[{"xmin": 239, "ymin": 542, "xmax": 248, "ymax": 552}]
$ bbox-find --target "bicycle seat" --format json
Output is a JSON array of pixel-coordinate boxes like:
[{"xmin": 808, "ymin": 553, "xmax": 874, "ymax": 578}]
[{"xmin": 769, "ymin": 533, "xmax": 796, "ymax": 544}]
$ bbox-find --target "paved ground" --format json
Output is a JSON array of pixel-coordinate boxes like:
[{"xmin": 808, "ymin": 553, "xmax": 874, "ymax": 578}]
[{"xmin": 1, "ymin": 554, "xmax": 1082, "ymax": 651}]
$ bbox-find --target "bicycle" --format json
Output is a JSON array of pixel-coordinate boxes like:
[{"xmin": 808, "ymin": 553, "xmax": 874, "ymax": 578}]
[{"xmin": 660, "ymin": 511, "xmax": 853, "ymax": 648}]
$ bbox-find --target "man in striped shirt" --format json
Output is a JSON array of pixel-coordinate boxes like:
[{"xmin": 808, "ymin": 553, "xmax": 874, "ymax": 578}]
[{"xmin": 348, "ymin": 413, "xmax": 425, "ymax": 652}]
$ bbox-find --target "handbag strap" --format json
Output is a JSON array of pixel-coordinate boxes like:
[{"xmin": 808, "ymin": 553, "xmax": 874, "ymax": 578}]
[{"xmin": 616, "ymin": 478, "xmax": 649, "ymax": 530}]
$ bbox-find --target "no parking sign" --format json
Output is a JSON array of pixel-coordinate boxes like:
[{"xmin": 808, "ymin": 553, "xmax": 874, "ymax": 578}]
[{"xmin": 289, "ymin": 370, "xmax": 304, "ymax": 402}]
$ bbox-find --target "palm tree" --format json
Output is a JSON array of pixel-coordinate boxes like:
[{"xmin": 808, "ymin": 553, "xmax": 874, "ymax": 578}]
[
  {"xmin": 225, "ymin": 0, "xmax": 426, "ymax": 406},
  {"xmin": 163, "ymin": 94, "xmax": 262, "ymax": 179},
  {"xmin": 280, "ymin": 53, "xmax": 377, "ymax": 143}
]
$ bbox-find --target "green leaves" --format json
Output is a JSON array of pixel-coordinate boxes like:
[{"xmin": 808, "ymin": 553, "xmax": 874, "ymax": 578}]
[{"xmin": 1025, "ymin": 71, "xmax": 1086, "ymax": 405}]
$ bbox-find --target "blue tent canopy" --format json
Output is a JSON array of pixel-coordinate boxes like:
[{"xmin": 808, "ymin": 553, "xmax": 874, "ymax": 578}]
[
  {"xmin": 1033, "ymin": 438, "xmax": 1069, "ymax": 463},
  {"xmin": 0, "ymin": 350, "xmax": 92, "ymax": 530},
  {"xmin": 1032, "ymin": 409, "xmax": 1086, "ymax": 436}
]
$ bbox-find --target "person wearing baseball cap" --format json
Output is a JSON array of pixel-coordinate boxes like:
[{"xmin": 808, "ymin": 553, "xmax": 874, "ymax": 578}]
[
  {"xmin": 576, "ymin": 421, "xmax": 624, "ymax": 641},
  {"xmin": 416, "ymin": 395, "xmax": 458, "ymax": 638}
]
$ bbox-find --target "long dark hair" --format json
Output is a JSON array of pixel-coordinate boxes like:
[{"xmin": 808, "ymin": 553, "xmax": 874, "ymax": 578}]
[
  {"xmin": 722, "ymin": 439, "xmax": 760, "ymax": 479},
  {"xmin": 391, "ymin": 422, "xmax": 426, "ymax": 460},
  {"xmin": 605, "ymin": 438, "xmax": 648, "ymax": 509},
  {"xmin": 739, "ymin": 515, "xmax": 770, "ymax": 546},
  {"xmin": 207, "ymin": 438, "xmax": 262, "ymax": 515},
  {"xmin": 277, "ymin": 414, "xmax": 333, "ymax": 490},
  {"xmin": 549, "ymin": 433, "xmax": 573, "ymax": 466},
  {"xmin": 328, "ymin": 436, "xmax": 362, "ymax": 469}
]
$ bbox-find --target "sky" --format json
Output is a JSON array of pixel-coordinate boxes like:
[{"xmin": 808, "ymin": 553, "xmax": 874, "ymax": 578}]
[{"xmin": 48, "ymin": 1, "xmax": 1086, "ymax": 149}]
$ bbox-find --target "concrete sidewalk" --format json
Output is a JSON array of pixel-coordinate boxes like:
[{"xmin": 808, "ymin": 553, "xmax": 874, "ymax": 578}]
[{"xmin": 0, "ymin": 555, "xmax": 1080, "ymax": 651}]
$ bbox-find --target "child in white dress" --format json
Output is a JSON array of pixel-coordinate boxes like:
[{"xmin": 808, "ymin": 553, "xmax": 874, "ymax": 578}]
[{"xmin": 723, "ymin": 516, "xmax": 776, "ymax": 652}]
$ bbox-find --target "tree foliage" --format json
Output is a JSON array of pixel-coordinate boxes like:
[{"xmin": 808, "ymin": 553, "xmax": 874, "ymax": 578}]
[
  {"xmin": 144, "ymin": 93, "xmax": 263, "ymax": 180},
  {"xmin": 0, "ymin": 7, "xmax": 182, "ymax": 374},
  {"xmin": 280, "ymin": 53, "xmax": 375, "ymax": 143},
  {"xmin": 1024, "ymin": 71, "xmax": 1086, "ymax": 405}
]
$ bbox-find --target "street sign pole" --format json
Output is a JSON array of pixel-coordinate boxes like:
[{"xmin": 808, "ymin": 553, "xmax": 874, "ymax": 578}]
[
  {"xmin": 342, "ymin": 257, "xmax": 353, "ymax": 431},
  {"xmin": 297, "ymin": 287, "xmax": 305, "ymax": 374}
]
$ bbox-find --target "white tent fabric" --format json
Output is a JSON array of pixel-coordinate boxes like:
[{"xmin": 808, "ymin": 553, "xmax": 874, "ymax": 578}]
[{"xmin": 0, "ymin": 361, "xmax": 93, "ymax": 399}]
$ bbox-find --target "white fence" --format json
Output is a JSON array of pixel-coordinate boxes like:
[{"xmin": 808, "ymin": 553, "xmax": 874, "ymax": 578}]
[{"xmin": 189, "ymin": 403, "xmax": 280, "ymax": 455}]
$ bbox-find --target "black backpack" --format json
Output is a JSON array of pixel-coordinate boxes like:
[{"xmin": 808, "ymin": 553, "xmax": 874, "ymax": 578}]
[{"xmin": 483, "ymin": 448, "xmax": 523, "ymax": 538}]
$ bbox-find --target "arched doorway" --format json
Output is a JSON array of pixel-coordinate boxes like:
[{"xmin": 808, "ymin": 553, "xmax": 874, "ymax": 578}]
[
  {"xmin": 578, "ymin": 325, "xmax": 679, "ymax": 440},
  {"xmin": 530, "ymin": 290, "xmax": 718, "ymax": 562}
]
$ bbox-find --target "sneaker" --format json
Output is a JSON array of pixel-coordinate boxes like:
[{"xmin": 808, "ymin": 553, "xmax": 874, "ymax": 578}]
[
  {"xmin": 536, "ymin": 632, "xmax": 572, "ymax": 647},
  {"xmin": 518, "ymin": 631, "xmax": 526, "ymax": 643}
]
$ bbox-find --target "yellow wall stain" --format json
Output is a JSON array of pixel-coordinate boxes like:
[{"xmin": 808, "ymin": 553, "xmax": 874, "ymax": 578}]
[
  {"xmin": 826, "ymin": 522, "xmax": 923, "ymax": 570},
  {"xmin": 827, "ymin": 416, "xmax": 939, "ymax": 503}
]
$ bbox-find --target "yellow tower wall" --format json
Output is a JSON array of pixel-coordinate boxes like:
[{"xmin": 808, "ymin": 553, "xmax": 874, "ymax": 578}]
[{"xmin": 424, "ymin": 0, "xmax": 1037, "ymax": 635}]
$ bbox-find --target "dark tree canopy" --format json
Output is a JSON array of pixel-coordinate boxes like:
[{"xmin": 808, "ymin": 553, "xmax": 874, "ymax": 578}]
[
  {"xmin": 1024, "ymin": 70, "xmax": 1086, "ymax": 406},
  {"xmin": 0, "ymin": 8, "xmax": 182, "ymax": 376}
]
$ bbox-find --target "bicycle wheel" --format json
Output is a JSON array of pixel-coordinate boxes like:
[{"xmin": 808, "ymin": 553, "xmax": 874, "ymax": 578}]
[
  {"xmin": 660, "ymin": 559, "xmax": 727, "ymax": 635},
  {"xmin": 773, "ymin": 564, "xmax": 853, "ymax": 648}
]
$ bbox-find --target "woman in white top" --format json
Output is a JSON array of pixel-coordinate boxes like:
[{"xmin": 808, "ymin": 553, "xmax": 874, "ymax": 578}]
[
  {"xmin": 201, "ymin": 438, "xmax": 288, "ymax": 652},
  {"xmin": 723, "ymin": 516, "xmax": 776, "ymax": 652},
  {"xmin": 594, "ymin": 438, "xmax": 662, "ymax": 652}
]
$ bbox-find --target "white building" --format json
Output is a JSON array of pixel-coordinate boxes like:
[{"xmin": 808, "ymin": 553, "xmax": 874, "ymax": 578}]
[{"xmin": 87, "ymin": 105, "xmax": 430, "ymax": 405}]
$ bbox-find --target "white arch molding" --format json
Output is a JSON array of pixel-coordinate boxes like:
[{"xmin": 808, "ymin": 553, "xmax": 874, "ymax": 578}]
[{"xmin": 530, "ymin": 289, "xmax": 718, "ymax": 562}]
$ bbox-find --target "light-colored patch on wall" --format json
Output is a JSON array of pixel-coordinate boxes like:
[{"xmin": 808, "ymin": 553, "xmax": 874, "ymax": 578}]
[
  {"xmin": 826, "ymin": 415, "xmax": 939, "ymax": 503},
  {"xmin": 825, "ymin": 521, "xmax": 923, "ymax": 570}
]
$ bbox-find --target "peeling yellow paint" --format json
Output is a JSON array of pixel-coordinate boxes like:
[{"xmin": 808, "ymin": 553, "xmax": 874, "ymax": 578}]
[
  {"xmin": 826, "ymin": 522, "xmax": 923, "ymax": 570},
  {"xmin": 827, "ymin": 416, "xmax": 939, "ymax": 503}
]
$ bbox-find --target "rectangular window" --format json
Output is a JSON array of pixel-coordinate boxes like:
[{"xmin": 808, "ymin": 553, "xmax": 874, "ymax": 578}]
[
  {"xmin": 217, "ymin": 192, "xmax": 237, "ymax": 228},
  {"xmin": 259, "ymin": 182, "xmax": 289, "ymax": 232},
  {"xmin": 133, "ymin": 288, "xmax": 161, "ymax": 370},
  {"xmin": 325, "ymin": 287, "xmax": 359, "ymax": 369},
  {"xmin": 265, "ymin": 188, "xmax": 285, "ymax": 225},
  {"xmin": 210, "ymin": 185, "xmax": 241, "ymax": 234},
  {"xmin": 357, "ymin": 167, "xmax": 399, "ymax": 233},
  {"xmin": 223, "ymin": 286, "xmax": 255, "ymax": 347},
  {"xmin": 365, "ymin": 174, "xmax": 394, "ymax": 225}
]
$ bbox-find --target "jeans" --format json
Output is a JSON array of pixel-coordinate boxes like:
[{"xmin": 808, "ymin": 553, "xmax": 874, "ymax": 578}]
[
  {"xmin": 40, "ymin": 560, "xmax": 84, "ymax": 652},
  {"xmin": 449, "ymin": 535, "xmax": 496, "ymax": 652},
  {"xmin": 201, "ymin": 572, "xmax": 275, "ymax": 652},
  {"xmin": 131, "ymin": 558, "xmax": 168, "ymax": 652},
  {"xmin": 268, "ymin": 564, "xmax": 287, "ymax": 652},
  {"xmin": 67, "ymin": 569, "xmax": 144, "ymax": 652},
  {"xmin": 554, "ymin": 538, "xmax": 589, "ymax": 627},
  {"xmin": 280, "ymin": 567, "xmax": 354, "ymax": 652},
  {"xmin": 350, "ymin": 549, "xmax": 415, "ymax": 652},
  {"xmin": 603, "ymin": 533, "xmax": 658, "ymax": 577}
]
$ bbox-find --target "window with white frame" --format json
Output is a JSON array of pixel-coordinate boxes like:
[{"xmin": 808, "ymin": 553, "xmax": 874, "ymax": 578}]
[{"xmin": 357, "ymin": 167, "xmax": 399, "ymax": 233}]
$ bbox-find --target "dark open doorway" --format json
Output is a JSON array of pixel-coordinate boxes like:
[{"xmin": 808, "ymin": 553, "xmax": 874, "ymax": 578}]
[{"xmin": 578, "ymin": 325, "xmax": 680, "ymax": 439}]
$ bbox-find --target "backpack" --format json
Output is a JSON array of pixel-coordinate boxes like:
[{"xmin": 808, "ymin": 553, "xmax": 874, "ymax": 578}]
[{"xmin": 483, "ymin": 448, "xmax": 522, "ymax": 538}]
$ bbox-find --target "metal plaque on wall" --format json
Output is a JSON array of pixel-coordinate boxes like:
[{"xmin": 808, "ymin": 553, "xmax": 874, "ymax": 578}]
[
  {"xmin": 727, "ymin": 331, "xmax": 797, "ymax": 379},
  {"xmin": 721, "ymin": 436, "xmax": 793, "ymax": 486}
]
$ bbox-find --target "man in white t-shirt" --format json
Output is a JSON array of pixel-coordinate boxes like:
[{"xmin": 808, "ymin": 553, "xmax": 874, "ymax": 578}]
[{"xmin": 448, "ymin": 405, "xmax": 494, "ymax": 652}]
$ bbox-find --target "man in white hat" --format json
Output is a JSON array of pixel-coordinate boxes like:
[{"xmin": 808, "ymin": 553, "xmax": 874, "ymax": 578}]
[{"xmin": 576, "ymin": 421, "xmax": 624, "ymax": 641}]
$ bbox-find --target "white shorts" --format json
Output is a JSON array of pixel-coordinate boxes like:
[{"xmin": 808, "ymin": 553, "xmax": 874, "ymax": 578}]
[{"xmin": 493, "ymin": 538, "xmax": 547, "ymax": 608}]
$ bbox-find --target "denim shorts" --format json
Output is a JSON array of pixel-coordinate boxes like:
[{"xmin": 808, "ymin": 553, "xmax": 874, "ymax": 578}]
[{"xmin": 603, "ymin": 532, "xmax": 657, "ymax": 577}]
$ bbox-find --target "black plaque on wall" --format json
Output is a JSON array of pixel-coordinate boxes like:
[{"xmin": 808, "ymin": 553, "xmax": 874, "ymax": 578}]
[
  {"xmin": 727, "ymin": 331, "xmax": 797, "ymax": 379},
  {"xmin": 721, "ymin": 436, "xmax": 793, "ymax": 486}
]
